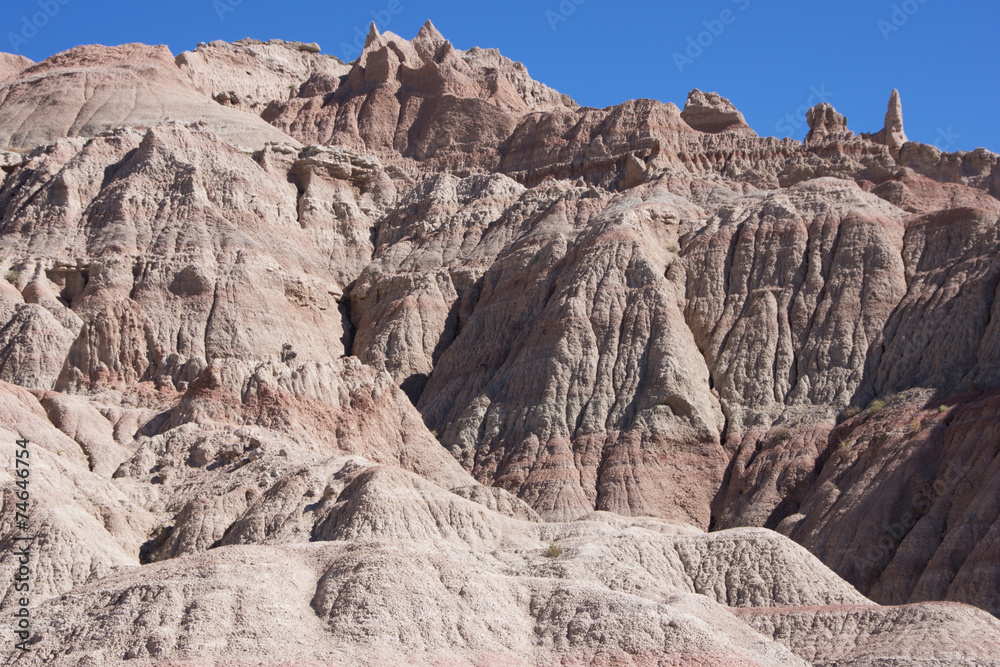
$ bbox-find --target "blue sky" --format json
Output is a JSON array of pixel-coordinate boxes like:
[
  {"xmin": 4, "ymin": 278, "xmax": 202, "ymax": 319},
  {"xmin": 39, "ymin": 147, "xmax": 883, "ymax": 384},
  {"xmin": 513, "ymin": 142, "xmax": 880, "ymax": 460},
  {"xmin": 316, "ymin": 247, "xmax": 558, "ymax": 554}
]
[{"xmin": 3, "ymin": 0, "xmax": 997, "ymax": 152}]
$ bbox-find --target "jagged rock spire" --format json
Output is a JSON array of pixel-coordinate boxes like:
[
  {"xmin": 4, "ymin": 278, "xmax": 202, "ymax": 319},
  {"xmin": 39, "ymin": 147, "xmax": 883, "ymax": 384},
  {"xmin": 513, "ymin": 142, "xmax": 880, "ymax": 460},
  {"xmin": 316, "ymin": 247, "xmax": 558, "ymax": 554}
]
[
  {"xmin": 364, "ymin": 22, "xmax": 380, "ymax": 49},
  {"xmin": 413, "ymin": 19, "xmax": 450, "ymax": 60},
  {"xmin": 882, "ymin": 88, "xmax": 908, "ymax": 152},
  {"xmin": 417, "ymin": 19, "xmax": 444, "ymax": 42},
  {"xmin": 860, "ymin": 89, "xmax": 908, "ymax": 156}
]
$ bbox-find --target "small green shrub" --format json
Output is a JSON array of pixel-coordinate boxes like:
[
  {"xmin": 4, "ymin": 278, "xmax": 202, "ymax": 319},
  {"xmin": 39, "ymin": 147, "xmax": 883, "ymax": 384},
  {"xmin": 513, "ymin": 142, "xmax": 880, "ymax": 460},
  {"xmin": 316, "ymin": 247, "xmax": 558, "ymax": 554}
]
[
  {"xmin": 543, "ymin": 542, "xmax": 564, "ymax": 558},
  {"xmin": 868, "ymin": 399, "xmax": 887, "ymax": 414},
  {"xmin": 4, "ymin": 268, "xmax": 20, "ymax": 285},
  {"xmin": 908, "ymin": 419, "xmax": 924, "ymax": 434},
  {"xmin": 937, "ymin": 405, "xmax": 951, "ymax": 414}
]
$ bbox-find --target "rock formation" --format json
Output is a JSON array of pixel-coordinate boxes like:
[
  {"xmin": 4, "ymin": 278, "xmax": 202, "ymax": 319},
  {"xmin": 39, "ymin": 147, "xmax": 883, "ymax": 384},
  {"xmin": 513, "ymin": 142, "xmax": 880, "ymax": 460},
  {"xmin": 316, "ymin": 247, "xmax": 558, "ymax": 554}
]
[
  {"xmin": 681, "ymin": 88, "xmax": 755, "ymax": 134},
  {"xmin": 804, "ymin": 102, "xmax": 850, "ymax": 143},
  {"xmin": 866, "ymin": 89, "xmax": 909, "ymax": 154},
  {"xmin": 1, "ymin": 25, "xmax": 1000, "ymax": 665}
]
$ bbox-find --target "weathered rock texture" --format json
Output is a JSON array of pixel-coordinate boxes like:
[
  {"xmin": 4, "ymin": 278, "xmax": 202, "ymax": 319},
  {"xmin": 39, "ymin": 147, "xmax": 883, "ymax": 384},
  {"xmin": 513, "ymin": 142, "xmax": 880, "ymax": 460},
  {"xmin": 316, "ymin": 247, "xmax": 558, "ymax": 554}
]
[{"xmin": 1, "ymin": 25, "xmax": 1000, "ymax": 665}]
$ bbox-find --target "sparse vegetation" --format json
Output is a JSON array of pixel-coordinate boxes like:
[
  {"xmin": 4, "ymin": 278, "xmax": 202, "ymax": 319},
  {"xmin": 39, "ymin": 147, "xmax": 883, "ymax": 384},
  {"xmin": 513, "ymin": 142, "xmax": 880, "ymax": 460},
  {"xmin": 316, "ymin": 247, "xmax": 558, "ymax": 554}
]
[
  {"xmin": 668, "ymin": 244, "xmax": 679, "ymax": 253},
  {"xmin": 543, "ymin": 542, "xmax": 564, "ymax": 558},
  {"xmin": 908, "ymin": 419, "xmax": 924, "ymax": 434},
  {"xmin": 837, "ymin": 439, "xmax": 854, "ymax": 451},
  {"xmin": 937, "ymin": 404, "xmax": 951, "ymax": 413},
  {"xmin": 4, "ymin": 268, "xmax": 20, "ymax": 285},
  {"xmin": 867, "ymin": 398, "xmax": 887, "ymax": 414},
  {"xmin": 771, "ymin": 427, "xmax": 791, "ymax": 442}
]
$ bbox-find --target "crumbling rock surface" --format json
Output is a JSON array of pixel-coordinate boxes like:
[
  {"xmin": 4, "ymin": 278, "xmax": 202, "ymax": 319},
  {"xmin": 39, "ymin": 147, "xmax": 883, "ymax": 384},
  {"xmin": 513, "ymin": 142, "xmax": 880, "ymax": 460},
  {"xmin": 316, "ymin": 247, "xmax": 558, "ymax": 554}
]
[{"xmin": 2, "ymin": 24, "xmax": 1000, "ymax": 664}]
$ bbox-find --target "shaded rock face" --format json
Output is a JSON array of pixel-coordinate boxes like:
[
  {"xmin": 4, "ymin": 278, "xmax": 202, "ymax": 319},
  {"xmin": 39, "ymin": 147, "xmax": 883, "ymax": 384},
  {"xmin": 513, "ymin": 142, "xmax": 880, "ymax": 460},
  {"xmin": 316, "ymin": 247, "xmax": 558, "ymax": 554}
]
[{"xmin": 2, "ymin": 24, "xmax": 1000, "ymax": 665}]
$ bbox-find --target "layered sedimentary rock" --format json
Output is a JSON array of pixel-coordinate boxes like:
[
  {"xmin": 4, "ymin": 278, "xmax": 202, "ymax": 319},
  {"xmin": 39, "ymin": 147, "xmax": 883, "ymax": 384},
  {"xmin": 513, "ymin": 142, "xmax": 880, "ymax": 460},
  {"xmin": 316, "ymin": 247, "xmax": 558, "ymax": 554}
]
[{"xmin": 2, "ymin": 24, "xmax": 1000, "ymax": 664}]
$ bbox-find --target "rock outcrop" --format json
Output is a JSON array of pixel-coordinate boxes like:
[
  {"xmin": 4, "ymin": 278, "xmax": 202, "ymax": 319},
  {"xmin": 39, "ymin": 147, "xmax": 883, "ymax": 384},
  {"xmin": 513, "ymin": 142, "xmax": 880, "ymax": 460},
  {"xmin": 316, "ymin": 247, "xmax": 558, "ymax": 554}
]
[
  {"xmin": 866, "ymin": 89, "xmax": 909, "ymax": 155},
  {"xmin": 681, "ymin": 88, "xmax": 755, "ymax": 134},
  {"xmin": 804, "ymin": 102, "xmax": 850, "ymax": 143}
]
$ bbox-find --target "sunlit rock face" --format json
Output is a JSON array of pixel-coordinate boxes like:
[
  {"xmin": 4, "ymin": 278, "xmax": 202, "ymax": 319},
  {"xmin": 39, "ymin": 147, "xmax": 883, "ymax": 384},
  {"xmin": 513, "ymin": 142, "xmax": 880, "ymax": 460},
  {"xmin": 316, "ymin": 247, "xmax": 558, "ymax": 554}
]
[{"xmin": 2, "ymin": 24, "xmax": 1000, "ymax": 665}]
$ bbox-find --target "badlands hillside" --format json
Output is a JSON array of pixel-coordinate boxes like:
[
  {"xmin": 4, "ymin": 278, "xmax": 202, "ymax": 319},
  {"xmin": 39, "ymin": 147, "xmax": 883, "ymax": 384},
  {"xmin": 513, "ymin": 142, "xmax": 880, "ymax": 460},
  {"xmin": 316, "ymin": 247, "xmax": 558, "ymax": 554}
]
[{"xmin": 1, "ymin": 21, "xmax": 1000, "ymax": 665}]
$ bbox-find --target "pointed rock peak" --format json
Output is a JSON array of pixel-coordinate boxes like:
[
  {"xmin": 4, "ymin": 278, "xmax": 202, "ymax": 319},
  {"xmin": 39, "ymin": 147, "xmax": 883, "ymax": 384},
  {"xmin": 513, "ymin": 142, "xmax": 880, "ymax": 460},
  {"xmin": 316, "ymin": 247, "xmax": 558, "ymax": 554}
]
[
  {"xmin": 365, "ymin": 22, "xmax": 381, "ymax": 49},
  {"xmin": 864, "ymin": 89, "xmax": 908, "ymax": 154},
  {"xmin": 884, "ymin": 89, "xmax": 907, "ymax": 140},
  {"xmin": 418, "ymin": 19, "xmax": 445, "ymax": 42},
  {"xmin": 805, "ymin": 102, "xmax": 849, "ymax": 143},
  {"xmin": 413, "ymin": 19, "xmax": 450, "ymax": 62},
  {"xmin": 680, "ymin": 89, "xmax": 753, "ymax": 135}
]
